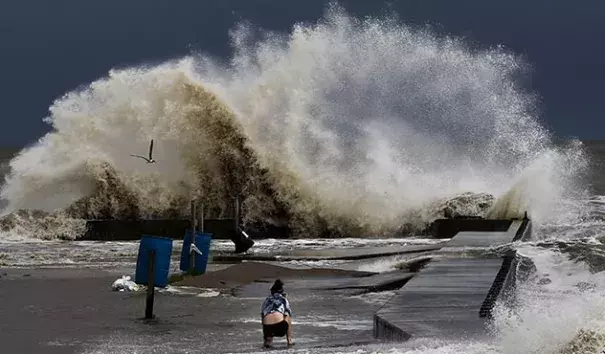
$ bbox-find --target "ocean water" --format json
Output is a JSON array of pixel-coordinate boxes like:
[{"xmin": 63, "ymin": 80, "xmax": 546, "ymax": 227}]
[{"xmin": 1, "ymin": 3, "xmax": 605, "ymax": 354}]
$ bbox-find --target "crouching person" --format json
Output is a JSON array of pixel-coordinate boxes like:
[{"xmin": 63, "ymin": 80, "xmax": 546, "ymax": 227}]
[{"xmin": 261, "ymin": 279, "xmax": 294, "ymax": 348}]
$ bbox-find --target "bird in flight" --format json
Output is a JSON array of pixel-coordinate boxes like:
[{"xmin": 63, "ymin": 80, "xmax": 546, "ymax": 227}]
[{"xmin": 130, "ymin": 139, "xmax": 156, "ymax": 163}]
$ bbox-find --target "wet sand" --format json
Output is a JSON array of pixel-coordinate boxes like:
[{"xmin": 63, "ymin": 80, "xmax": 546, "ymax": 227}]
[
  {"xmin": 0, "ymin": 263, "xmax": 385, "ymax": 354},
  {"xmin": 0, "ymin": 268, "xmax": 125, "ymax": 354},
  {"xmin": 174, "ymin": 261, "xmax": 375, "ymax": 290}
]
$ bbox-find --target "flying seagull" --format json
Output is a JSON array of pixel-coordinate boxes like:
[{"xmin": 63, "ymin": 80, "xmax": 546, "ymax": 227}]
[{"xmin": 130, "ymin": 139, "xmax": 156, "ymax": 163}]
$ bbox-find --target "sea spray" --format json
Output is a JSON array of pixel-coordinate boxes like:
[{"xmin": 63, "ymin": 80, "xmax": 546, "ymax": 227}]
[
  {"xmin": 204, "ymin": 5, "xmax": 587, "ymax": 232},
  {"xmin": 0, "ymin": 4, "xmax": 587, "ymax": 239},
  {"xmin": 488, "ymin": 139, "xmax": 589, "ymax": 225},
  {"xmin": 491, "ymin": 246, "xmax": 605, "ymax": 354}
]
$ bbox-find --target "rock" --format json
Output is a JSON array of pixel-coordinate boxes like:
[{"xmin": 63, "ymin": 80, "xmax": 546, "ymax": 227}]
[{"xmin": 441, "ymin": 192, "xmax": 495, "ymax": 219}]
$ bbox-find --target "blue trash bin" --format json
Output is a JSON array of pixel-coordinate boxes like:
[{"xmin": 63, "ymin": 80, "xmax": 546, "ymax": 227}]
[
  {"xmin": 180, "ymin": 231, "xmax": 212, "ymax": 274},
  {"xmin": 135, "ymin": 235, "xmax": 173, "ymax": 288}
]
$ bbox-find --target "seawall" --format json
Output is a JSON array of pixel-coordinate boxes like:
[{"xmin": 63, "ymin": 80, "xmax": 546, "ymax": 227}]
[
  {"xmin": 81, "ymin": 219, "xmax": 292, "ymax": 241},
  {"xmin": 82, "ymin": 219, "xmax": 234, "ymax": 241},
  {"xmin": 82, "ymin": 216, "xmax": 520, "ymax": 241}
]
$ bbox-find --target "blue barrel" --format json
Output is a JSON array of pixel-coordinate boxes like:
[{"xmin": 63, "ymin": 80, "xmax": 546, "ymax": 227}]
[
  {"xmin": 180, "ymin": 231, "xmax": 213, "ymax": 274},
  {"xmin": 135, "ymin": 235, "xmax": 173, "ymax": 288}
]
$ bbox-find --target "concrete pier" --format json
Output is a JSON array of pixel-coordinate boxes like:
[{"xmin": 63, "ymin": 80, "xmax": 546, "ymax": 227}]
[{"xmin": 373, "ymin": 217, "xmax": 532, "ymax": 342}]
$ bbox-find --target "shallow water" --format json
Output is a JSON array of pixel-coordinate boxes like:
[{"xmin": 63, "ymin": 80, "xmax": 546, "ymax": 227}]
[{"xmin": 0, "ymin": 237, "xmax": 441, "ymax": 269}]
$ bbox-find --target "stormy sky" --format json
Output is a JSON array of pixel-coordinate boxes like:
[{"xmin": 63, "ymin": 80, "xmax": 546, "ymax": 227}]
[{"xmin": 1, "ymin": 0, "xmax": 604, "ymax": 146}]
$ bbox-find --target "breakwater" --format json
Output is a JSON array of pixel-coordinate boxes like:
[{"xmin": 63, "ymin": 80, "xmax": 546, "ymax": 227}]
[{"xmin": 82, "ymin": 216, "xmax": 515, "ymax": 242}]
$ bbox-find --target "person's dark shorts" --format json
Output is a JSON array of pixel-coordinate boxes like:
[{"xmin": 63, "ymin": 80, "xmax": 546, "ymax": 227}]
[{"xmin": 263, "ymin": 320, "xmax": 289, "ymax": 338}]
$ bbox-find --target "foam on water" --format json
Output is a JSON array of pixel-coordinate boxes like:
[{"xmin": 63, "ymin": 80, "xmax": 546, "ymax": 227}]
[
  {"xmin": 214, "ymin": 237, "xmax": 443, "ymax": 253},
  {"xmin": 355, "ymin": 254, "xmax": 432, "ymax": 273},
  {"xmin": 492, "ymin": 245, "xmax": 605, "ymax": 354},
  {"xmin": 0, "ymin": 240, "xmax": 141, "ymax": 268},
  {"xmin": 0, "ymin": 238, "xmax": 439, "ymax": 268},
  {"xmin": 238, "ymin": 317, "xmax": 371, "ymax": 331},
  {"xmin": 158, "ymin": 286, "xmax": 221, "ymax": 298}
]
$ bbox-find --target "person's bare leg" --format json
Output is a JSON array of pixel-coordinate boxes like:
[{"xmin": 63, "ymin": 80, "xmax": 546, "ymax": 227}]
[
  {"xmin": 285, "ymin": 316, "xmax": 294, "ymax": 345},
  {"xmin": 263, "ymin": 335, "xmax": 273, "ymax": 348},
  {"xmin": 263, "ymin": 313, "xmax": 284, "ymax": 347}
]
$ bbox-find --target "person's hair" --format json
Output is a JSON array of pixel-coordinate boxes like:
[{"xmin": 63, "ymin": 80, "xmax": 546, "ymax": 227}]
[{"xmin": 270, "ymin": 279, "xmax": 285, "ymax": 294}]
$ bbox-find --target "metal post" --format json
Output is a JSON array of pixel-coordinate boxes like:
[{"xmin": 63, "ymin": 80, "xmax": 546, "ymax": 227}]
[
  {"xmin": 199, "ymin": 202, "xmax": 204, "ymax": 233},
  {"xmin": 145, "ymin": 249, "xmax": 156, "ymax": 319},
  {"xmin": 190, "ymin": 199, "xmax": 196, "ymax": 274},
  {"xmin": 191, "ymin": 199, "xmax": 197, "ymax": 234},
  {"xmin": 234, "ymin": 196, "xmax": 240, "ymax": 233}
]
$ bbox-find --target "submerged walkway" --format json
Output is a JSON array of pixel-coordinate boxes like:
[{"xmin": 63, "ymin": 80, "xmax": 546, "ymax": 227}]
[
  {"xmin": 374, "ymin": 218, "xmax": 532, "ymax": 341},
  {"xmin": 212, "ymin": 244, "xmax": 442, "ymax": 262}
]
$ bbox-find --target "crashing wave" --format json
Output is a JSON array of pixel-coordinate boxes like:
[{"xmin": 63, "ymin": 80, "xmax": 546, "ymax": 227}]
[
  {"xmin": 0, "ymin": 5, "xmax": 587, "ymax": 240},
  {"xmin": 0, "ymin": 209, "xmax": 86, "ymax": 241}
]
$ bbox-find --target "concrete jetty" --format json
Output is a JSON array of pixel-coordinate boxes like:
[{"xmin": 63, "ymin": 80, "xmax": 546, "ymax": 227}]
[{"xmin": 373, "ymin": 216, "xmax": 532, "ymax": 341}]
